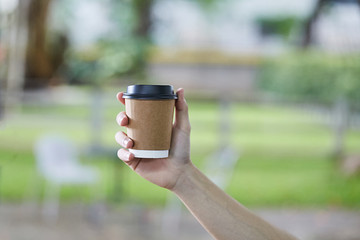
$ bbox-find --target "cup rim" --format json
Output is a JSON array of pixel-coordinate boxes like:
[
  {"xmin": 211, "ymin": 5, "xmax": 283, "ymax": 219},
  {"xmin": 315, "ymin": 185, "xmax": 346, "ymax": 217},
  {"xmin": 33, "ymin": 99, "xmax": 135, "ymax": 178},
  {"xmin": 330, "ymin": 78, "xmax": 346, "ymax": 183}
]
[{"xmin": 123, "ymin": 84, "xmax": 178, "ymax": 100}]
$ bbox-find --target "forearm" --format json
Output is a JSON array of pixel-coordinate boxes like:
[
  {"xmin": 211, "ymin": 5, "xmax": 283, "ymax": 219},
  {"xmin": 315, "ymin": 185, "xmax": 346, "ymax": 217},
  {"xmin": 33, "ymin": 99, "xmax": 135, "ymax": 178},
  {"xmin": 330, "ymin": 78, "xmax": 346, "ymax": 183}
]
[{"xmin": 172, "ymin": 163, "xmax": 297, "ymax": 240}]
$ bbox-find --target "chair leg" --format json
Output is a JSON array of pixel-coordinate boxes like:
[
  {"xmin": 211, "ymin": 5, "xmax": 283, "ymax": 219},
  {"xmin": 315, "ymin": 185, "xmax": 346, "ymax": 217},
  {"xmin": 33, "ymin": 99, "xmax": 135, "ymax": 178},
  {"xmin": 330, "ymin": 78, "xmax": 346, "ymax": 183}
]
[
  {"xmin": 87, "ymin": 180, "xmax": 107, "ymax": 226},
  {"xmin": 93, "ymin": 174, "xmax": 106, "ymax": 202},
  {"xmin": 22, "ymin": 169, "xmax": 41, "ymax": 214},
  {"xmin": 42, "ymin": 182, "xmax": 60, "ymax": 223}
]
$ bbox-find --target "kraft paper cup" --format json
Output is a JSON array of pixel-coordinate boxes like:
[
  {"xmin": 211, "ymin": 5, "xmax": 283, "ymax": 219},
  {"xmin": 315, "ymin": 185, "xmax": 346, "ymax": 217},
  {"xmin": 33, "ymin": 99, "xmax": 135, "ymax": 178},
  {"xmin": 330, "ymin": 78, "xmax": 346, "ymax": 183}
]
[{"xmin": 123, "ymin": 85, "xmax": 177, "ymax": 158}]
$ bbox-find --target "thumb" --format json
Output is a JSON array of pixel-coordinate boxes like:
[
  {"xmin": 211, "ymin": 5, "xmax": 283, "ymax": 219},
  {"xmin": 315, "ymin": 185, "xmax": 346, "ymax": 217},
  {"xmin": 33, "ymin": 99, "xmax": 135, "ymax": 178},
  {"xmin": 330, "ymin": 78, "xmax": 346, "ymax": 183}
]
[{"xmin": 174, "ymin": 88, "xmax": 191, "ymax": 133}]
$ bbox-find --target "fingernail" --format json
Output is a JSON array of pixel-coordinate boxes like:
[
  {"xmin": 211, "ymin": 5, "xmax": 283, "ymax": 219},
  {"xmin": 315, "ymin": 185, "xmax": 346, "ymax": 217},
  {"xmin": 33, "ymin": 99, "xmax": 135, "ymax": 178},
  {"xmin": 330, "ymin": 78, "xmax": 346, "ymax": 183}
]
[
  {"xmin": 117, "ymin": 112, "xmax": 126, "ymax": 125},
  {"xmin": 123, "ymin": 138, "xmax": 130, "ymax": 147}
]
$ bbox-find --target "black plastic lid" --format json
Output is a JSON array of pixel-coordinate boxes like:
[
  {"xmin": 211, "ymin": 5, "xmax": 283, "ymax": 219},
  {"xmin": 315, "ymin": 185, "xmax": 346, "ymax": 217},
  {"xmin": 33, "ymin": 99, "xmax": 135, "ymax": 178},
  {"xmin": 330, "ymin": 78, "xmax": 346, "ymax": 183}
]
[{"xmin": 123, "ymin": 85, "xmax": 177, "ymax": 100}]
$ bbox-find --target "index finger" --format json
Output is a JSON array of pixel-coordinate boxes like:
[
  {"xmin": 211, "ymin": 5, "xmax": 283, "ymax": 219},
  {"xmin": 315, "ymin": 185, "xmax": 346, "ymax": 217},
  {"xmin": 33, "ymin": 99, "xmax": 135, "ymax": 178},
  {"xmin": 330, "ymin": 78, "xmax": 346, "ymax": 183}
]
[{"xmin": 116, "ymin": 92, "xmax": 125, "ymax": 105}]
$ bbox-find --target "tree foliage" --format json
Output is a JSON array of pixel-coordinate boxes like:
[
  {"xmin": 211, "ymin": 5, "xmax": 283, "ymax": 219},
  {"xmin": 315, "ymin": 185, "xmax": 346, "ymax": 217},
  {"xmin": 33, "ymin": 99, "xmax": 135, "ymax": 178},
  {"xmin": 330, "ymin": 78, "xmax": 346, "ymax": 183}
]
[
  {"xmin": 256, "ymin": 16, "xmax": 300, "ymax": 39},
  {"xmin": 258, "ymin": 52, "xmax": 360, "ymax": 110}
]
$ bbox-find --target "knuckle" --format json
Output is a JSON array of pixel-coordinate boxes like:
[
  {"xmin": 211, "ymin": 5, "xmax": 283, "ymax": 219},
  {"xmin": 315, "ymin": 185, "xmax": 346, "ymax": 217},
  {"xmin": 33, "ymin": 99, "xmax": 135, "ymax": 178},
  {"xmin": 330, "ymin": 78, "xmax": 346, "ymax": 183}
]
[
  {"xmin": 116, "ymin": 112, "xmax": 126, "ymax": 122},
  {"xmin": 115, "ymin": 131, "xmax": 124, "ymax": 143},
  {"xmin": 115, "ymin": 131, "xmax": 121, "ymax": 138},
  {"xmin": 117, "ymin": 148, "xmax": 126, "ymax": 159},
  {"xmin": 183, "ymin": 124, "xmax": 191, "ymax": 133},
  {"xmin": 116, "ymin": 113, "xmax": 122, "ymax": 124},
  {"xmin": 117, "ymin": 149, "xmax": 123, "ymax": 158}
]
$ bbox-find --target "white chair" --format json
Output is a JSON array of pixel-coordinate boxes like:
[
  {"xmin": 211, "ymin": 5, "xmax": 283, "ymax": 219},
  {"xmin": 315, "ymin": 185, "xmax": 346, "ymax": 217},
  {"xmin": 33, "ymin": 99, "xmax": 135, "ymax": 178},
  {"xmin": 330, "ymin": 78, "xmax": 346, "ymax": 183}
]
[{"xmin": 34, "ymin": 134, "xmax": 99, "ymax": 221}]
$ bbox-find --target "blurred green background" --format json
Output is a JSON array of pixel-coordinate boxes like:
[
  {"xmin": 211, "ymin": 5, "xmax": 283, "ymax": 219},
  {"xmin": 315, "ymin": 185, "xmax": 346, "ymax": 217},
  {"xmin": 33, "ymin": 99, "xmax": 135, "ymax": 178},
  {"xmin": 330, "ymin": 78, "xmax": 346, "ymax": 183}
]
[
  {"xmin": 0, "ymin": 0, "xmax": 360, "ymax": 240},
  {"xmin": 1, "ymin": 86, "xmax": 359, "ymax": 207},
  {"xmin": 0, "ymin": 0, "xmax": 360, "ymax": 239}
]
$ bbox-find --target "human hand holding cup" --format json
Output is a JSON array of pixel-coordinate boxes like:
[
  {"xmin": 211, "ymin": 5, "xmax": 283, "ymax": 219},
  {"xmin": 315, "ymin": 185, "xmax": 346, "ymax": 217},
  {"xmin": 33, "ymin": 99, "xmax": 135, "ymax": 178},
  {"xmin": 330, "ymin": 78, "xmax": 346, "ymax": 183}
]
[{"xmin": 115, "ymin": 86, "xmax": 192, "ymax": 190}]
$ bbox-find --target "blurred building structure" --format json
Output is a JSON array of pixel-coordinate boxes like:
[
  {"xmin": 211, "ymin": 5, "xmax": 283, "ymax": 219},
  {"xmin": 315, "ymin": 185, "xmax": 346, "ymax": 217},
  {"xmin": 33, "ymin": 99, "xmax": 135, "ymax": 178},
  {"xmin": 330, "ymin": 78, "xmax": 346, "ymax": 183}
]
[
  {"xmin": 44, "ymin": 0, "xmax": 360, "ymax": 56},
  {"xmin": 1, "ymin": 0, "xmax": 360, "ymax": 98},
  {"xmin": 147, "ymin": 0, "xmax": 360, "ymax": 99},
  {"xmin": 152, "ymin": 0, "xmax": 360, "ymax": 53}
]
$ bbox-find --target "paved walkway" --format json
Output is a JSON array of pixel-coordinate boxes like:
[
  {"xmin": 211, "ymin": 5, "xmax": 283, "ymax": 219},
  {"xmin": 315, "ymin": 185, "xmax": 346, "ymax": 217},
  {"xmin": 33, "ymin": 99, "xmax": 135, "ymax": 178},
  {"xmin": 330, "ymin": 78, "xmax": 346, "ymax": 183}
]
[
  {"xmin": 0, "ymin": 204, "xmax": 359, "ymax": 240},
  {"xmin": 254, "ymin": 208, "xmax": 360, "ymax": 240}
]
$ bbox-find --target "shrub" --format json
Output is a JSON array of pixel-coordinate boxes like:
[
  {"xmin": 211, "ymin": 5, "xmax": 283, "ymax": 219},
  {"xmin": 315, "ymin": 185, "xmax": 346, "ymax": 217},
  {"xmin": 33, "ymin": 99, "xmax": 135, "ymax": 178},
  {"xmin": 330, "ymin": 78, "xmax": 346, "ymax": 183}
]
[{"xmin": 258, "ymin": 52, "xmax": 360, "ymax": 110}]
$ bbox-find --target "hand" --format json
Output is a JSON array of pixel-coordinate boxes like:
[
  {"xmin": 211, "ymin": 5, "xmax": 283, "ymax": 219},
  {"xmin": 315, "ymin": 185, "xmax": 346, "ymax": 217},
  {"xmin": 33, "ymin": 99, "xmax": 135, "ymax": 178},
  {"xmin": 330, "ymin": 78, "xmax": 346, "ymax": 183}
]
[{"xmin": 115, "ymin": 88, "xmax": 192, "ymax": 190}]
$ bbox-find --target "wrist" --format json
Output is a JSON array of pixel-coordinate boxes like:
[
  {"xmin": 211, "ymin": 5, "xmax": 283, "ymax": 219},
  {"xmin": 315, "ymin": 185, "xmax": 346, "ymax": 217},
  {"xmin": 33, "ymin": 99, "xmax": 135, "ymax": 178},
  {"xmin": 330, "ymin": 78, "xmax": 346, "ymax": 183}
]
[{"xmin": 171, "ymin": 161, "xmax": 197, "ymax": 194}]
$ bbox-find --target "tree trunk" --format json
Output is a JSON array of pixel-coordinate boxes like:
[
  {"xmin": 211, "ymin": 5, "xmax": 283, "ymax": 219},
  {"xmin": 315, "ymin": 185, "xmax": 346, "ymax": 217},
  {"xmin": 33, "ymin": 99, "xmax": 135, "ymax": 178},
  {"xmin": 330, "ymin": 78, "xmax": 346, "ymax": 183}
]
[
  {"xmin": 133, "ymin": 0, "xmax": 153, "ymax": 39},
  {"xmin": 23, "ymin": 0, "xmax": 52, "ymax": 89},
  {"xmin": 131, "ymin": 0, "xmax": 154, "ymax": 77},
  {"xmin": 301, "ymin": 0, "xmax": 327, "ymax": 48},
  {"xmin": 3, "ymin": 0, "xmax": 29, "ymax": 114}
]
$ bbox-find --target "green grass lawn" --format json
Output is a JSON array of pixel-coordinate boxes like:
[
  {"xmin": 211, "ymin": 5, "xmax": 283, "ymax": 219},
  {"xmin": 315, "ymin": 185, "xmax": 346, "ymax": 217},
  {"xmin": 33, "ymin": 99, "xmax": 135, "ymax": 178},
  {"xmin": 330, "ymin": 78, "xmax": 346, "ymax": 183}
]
[{"xmin": 0, "ymin": 89, "xmax": 360, "ymax": 207}]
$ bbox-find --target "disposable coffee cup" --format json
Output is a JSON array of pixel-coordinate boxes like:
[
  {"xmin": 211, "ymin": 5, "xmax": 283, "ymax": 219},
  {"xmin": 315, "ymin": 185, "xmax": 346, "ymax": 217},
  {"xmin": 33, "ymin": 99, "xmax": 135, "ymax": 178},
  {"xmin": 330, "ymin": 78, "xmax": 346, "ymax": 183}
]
[{"xmin": 123, "ymin": 85, "xmax": 177, "ymax": 158}]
